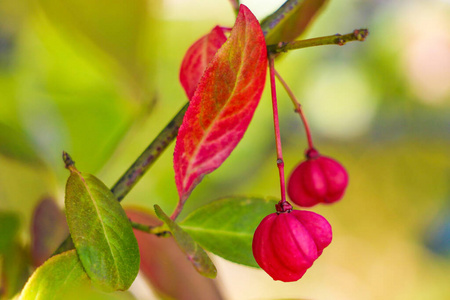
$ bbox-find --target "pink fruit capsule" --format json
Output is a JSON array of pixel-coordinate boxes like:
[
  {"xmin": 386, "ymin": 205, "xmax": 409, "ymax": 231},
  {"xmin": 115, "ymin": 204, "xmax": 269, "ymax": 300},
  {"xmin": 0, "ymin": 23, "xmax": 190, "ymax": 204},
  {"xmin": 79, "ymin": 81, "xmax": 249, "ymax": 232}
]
[
  {"xmin": 252, "ymin": 208, "xmax": 332, "ymax": 282},
  {"xmin": 288, "ymin": 148, "xmax": 348, "ymax": 207}
]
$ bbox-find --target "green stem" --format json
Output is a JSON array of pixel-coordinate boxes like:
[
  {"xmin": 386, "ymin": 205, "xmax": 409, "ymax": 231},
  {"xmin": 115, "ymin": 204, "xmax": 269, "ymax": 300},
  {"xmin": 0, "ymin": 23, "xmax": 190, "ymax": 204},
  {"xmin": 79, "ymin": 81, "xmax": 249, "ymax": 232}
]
[
  {"xmin": 267, "ymin": 29, "xmax": 369, "ymax": 54},
  {"xmin": 130, "ymin": 221, "xmax": 171, "ymax": 237}
]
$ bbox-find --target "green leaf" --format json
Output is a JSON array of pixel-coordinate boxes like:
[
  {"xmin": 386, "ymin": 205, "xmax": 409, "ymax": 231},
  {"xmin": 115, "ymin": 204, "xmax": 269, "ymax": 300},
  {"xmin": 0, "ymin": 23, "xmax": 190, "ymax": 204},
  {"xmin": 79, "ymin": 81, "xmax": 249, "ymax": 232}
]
[
  {"xmin": 261, "ymin": 0, "xmax": 328, "ymax": 44},
  {"xmin": 154, "ymin": 205, "xmax": 217, "ymax": 278},
  {"xmin": 19, "ymin": 250, "xmax": 88, "ymax": 300},
  {"xmin": 65, "ymin": 161, "xmax": 140, "ymax": 291},
  {"xmin": 179, "ymin": 197, "xmax": 277, "ymax": 268}
]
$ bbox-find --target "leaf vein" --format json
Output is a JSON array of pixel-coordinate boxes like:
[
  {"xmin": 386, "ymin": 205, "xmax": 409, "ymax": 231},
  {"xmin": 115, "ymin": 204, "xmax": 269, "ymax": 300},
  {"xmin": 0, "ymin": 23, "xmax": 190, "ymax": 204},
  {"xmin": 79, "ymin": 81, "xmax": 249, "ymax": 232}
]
[
  {"xmin": 77, "ymin": 173, "xmax": 121, "ymax": 283},
  {"xmin": 183, "ymin": 22, "xmax": 253, "ymax": 187}
]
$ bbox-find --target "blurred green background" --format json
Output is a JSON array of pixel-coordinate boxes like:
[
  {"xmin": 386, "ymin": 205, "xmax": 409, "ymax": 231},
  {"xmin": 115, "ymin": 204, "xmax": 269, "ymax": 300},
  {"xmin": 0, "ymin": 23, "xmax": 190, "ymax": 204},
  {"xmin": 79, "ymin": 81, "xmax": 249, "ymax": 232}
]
[{"xmin": 0, "ymin": 0, "xmax": 449, "ymax": 299}]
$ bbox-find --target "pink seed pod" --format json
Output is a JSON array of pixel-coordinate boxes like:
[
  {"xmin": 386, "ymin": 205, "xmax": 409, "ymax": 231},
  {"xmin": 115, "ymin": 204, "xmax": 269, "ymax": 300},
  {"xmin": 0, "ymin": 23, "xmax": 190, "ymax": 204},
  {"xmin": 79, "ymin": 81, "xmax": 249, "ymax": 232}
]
[
  {"xmin": 252, "ymin": 208, "xmax": 332, "ymax": 282},
  {"xmin": 287, "ymin": 148, "xmax": 348, "ymax": 207}
]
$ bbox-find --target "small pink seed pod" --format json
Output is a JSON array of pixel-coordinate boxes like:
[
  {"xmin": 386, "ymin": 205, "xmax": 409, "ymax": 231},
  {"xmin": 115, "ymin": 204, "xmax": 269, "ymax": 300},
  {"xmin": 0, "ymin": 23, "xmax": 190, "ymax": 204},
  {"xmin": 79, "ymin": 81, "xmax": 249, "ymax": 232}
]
[{"xmin": 287, "ymin": 148, "xmax": 348, "ymax": 207}]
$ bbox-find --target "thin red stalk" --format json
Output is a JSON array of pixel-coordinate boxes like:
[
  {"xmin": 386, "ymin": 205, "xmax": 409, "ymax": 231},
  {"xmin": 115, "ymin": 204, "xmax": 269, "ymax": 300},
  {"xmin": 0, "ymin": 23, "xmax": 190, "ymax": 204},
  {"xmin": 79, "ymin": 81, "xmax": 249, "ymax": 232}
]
[
  {"xmin": 268, "ymin": 56, "xmax": 286, "ymax": 203},
  {"xmin": 274, "ymin": 70, "xmax": 314, "ymax": 150},
  {"xmin": 170, "ymin": 201, "xmax": 183, "ymax": 221}
]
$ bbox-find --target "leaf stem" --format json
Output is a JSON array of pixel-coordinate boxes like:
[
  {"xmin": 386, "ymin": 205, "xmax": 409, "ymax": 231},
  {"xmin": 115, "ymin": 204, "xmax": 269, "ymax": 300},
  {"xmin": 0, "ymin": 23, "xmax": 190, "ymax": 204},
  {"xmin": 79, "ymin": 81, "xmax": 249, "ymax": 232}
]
[
  {"xmin": 274, "ymin": 70, "xmax": 314, "ymax": 149},
  {"xmin": 130, "ymin": 221, "xmax": 170, "ymax": 237},
  {"xmin": 268, "ymin": 56, "xmax": 287, "ymax": 204},
  {"xmin": 170, "ymin": 202, "xmax": 184, "ymax": 221},
  {"xmin": 266, "ymin": 29, "xmax": 369, "ymax": 54}
]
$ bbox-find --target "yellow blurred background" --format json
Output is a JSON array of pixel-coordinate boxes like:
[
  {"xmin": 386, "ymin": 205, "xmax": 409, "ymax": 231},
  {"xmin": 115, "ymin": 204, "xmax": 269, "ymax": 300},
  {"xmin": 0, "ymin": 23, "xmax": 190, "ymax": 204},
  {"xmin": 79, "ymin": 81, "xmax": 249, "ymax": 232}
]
[{"xmin": 0, "ymin": 0, "xmax": 449, "ymax": 299}]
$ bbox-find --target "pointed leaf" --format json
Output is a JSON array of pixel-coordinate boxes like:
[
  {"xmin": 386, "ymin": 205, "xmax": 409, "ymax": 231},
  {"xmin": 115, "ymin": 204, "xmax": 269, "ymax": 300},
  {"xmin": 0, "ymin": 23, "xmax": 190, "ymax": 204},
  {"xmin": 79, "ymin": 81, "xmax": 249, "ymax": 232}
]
[
  {"xmin": 65, "ymin": 164, "xmax": 140, "ymax": 291},
  {"xmin": 180, "ymin": 26, "xmax": 228, "ymax": 100},
  {"xmin": 261, "ymin": 0, "xmax": 328, "ymax": 44},
  {"xmin": 180, "ymin": 197, "xmax": 277, "ymax": 267},
  {"xmin": 31, "ymin": 198, "xmax": 69, "ymax": 267},
  {"xmin": 126, "ymin": 208, "xmax": 223, "ymax": 300},
  {"xmin": 154, "ymin": 205, "xmax": 217, "ymax": 278},
  {"xmin": 174, "ymin": 5, "xmax": 267, "ymax": 202},
  {"xmin": 19, "ymin": 250, "xmax": 88, "ymax": 300}
]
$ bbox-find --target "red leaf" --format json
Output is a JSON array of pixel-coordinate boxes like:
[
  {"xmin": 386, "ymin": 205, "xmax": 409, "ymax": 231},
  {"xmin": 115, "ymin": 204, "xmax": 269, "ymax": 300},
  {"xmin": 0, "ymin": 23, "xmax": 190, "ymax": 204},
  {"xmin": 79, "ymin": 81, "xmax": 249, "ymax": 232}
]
[
  {"xmin": 174, "ymin": 5, "xmax": 267, "ymax": 201},
  {"xmin": 30, "ymin": 197, "xmax": 69, "ymax": 267},
  {"xmin": 125, "ymin": 208, "xmax": 223, "ymax": 300},
  {"xmin": 180, "ymin": 26, "xmax": 228, "ymax": 100}
]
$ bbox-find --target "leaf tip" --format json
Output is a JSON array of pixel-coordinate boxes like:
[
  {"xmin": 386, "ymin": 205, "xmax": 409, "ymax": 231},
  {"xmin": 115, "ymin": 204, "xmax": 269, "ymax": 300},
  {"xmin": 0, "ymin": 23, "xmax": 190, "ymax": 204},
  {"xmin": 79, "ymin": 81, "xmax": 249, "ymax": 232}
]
[{"xmin": 153, "ymin": 204, "xmax": 165, "ymax": 221}]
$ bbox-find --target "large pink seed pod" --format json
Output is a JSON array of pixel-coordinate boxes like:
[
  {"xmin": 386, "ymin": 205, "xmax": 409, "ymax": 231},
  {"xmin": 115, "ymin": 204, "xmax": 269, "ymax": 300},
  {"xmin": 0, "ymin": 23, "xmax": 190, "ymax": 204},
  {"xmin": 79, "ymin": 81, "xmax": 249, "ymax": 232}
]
[
  {"xmin": 287, "ymin": 148, "xmax": 348, "ymax": 207},
  {"xmin": 252, "ymin": 209, "xmax": 332, "ymax": 282}
]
